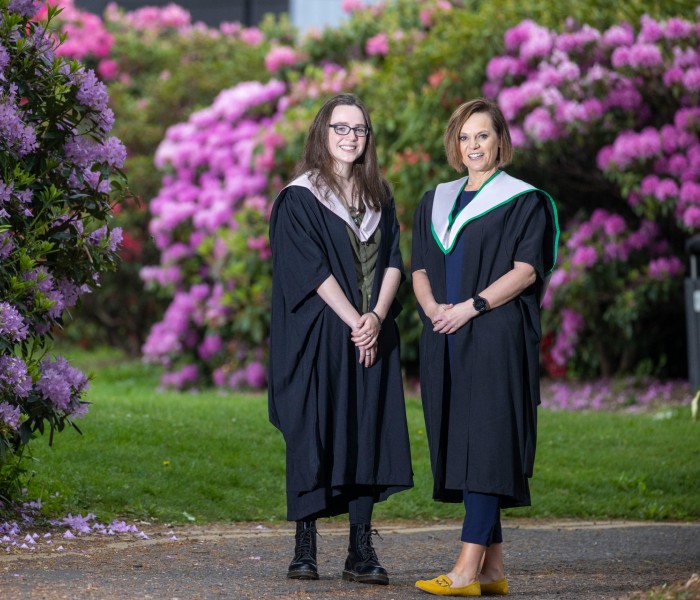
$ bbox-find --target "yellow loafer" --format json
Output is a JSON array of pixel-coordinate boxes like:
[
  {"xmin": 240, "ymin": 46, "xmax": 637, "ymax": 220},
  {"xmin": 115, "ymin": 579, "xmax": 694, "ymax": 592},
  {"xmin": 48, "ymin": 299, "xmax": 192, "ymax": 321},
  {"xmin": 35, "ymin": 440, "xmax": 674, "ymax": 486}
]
[
  {"xmin": 415, "ymin": 574, "xmax": 481, "ymax": 596},
  {"xmin": 480, "ymin": 577, "xmax": 508, "ymax": 595}
]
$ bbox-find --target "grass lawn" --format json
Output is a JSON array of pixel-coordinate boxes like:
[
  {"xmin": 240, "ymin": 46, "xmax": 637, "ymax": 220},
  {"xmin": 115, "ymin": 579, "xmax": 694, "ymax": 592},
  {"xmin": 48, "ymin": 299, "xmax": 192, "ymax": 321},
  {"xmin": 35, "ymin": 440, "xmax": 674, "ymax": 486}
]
[{"xmin": 19, "ymin": 347, "xmax": 700, "ymax": 525}]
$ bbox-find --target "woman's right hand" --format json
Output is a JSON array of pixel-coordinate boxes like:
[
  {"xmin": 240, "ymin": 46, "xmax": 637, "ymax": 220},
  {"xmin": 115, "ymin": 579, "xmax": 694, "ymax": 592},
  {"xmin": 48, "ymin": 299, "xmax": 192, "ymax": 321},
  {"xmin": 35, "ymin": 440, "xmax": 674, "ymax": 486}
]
[{"xmin": 428, "ymin": 303, "xmax": 454, "ymax": 329}]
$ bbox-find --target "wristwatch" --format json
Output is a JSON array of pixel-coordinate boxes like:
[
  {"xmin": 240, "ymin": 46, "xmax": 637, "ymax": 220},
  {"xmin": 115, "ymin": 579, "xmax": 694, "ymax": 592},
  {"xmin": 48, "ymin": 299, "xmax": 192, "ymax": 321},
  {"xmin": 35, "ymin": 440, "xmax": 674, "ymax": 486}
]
[{"xmin": 472, "ymin": 294, "xmax": 490, "ymax": 313}]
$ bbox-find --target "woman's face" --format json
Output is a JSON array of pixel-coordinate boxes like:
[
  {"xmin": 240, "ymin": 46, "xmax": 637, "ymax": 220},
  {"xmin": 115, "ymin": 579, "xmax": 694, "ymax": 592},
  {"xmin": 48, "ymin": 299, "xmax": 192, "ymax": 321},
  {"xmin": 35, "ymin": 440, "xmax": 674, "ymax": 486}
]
[
  {"xmin": 327, "ymin": 104, "xmax": 367, "ymax": 175},
  {"xmin": 459, "ymin": 111, "xmax": 500, "ymax": 176}
]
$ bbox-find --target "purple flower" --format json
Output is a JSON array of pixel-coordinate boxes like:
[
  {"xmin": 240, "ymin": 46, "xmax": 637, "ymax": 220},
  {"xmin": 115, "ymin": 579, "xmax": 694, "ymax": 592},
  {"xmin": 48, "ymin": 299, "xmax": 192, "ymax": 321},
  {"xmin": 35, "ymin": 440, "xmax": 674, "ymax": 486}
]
[
  {"xmin": 605, "ymin": 81, "xmax": 643, "ymax": 111},
  {"xmin": 664, "ymin": 17, "xmax": 694, "ymax": 40},
  {"xmin": 682, "ymin": 206, "xmax": 700, "ymax": 229},
  {"xmin": 0, "ymin": 86, "xmax": 38, "ymax": 156},
  {"xmin": 554, "ymin": 25, "xmax": 600, "ymax": 53},
  {"xmin": 654, "ymin": 179, "xmax": 679, "ymax": 202},
  {"xmin": 682, "ymin": 68, "xmax": 700, "ymax": 93},
  {"xmin": 0, "ymin": 44, "xmax": 9, "ymax": 75},
  {"xmin": 504, "ymin": 20, "xmax": 549, "ymax": 54},
  {"xmin": 0, "ymin": 230, "xmax": 14, "ymax": 259},
  {"xmin": 611, "ymin": 43, "xmax": 663, "ymax": 69},
  {"xmin": 549, "ymin": 309, "xmax": 585, "ymax": 367},
  {"xmin": 56, "ymin": 513, "xmax": 95, "ymax": 534},
  {"xmin": 602, "ymin": 23, "xmax": 635, "ymax": 48},
  {"xmin": 88, "ymin": 226, "xmax": 122, "ymax": 252},
  {"xmin": 680, "ymin": 181, "xmax": 700, "ymax": 206},
  {"xmin": 0, "ymin": 401, "xmax": 21, "ymax": 429},
  {"xmin": 36, "ymin": 357, "xmax": 89, "ymax": 413},
  {"xmin": 663, "ymin": 66, "xmax": 685, "ymax": 87},
  {"xmin": 674, "ymin": 107, "xmax": 700, "ymax": 130},
  {"xmin": 485, "ymin": 56, "xmax": 528, "ymax": 82},
  {"xmin": 56, "ymin": 279, "xmax": 83, "ymax": 309},
  {"xmin": 197, "ymin": 335, "xmax": 222, "ymax": 361},
  {"xmin": 570, "ymin": 245, "xmax": 598, "ymax": 268},
  {"xmin": 606, "ymin": 128, "xmax": 661, "ymax": 169},
  {"xmin": 596, "ymin": 146, "xmax": 614, "ymax": 170},
  {"xmin": 245, "ymin": 361, "xmax": 266, "ymax": 389},
  {"xmin": 71, "ymin": 69, "xmax": 109, "ymax": 114},
  {"xmin": 640, "ymin": 175, "xmax": 660, "ymax": 196},
  {"xmin": 602, "ymin": 214, "xmax": 626, "ymax": 236},
  {"xmin": 160, "ymin": 364, "xmax": 199, "ymax": 389},
  {"xmin": 264, "ymin": 46, "xmax": 300, "ymax": 73},
  {"xmin": 523, "ymin": 107, "xmax": 560, "ymax": 141},
  {"xmin": 7, "ymin": 0, "xmax": 39, "ymax": 17},
  {"xmin": 0, "ymin": 355, "xmax": 32, "ymax": 398},
  {"xmin": 0, "ymin": 302, "xmax": 28, "ymax": 342},
  {"xmin": 638, "ymin": 15, "xmax": 664, "ymax": 44},
  {"xmin": 648, "ymin": 256, "xmax": 684, "ymax": 279}
]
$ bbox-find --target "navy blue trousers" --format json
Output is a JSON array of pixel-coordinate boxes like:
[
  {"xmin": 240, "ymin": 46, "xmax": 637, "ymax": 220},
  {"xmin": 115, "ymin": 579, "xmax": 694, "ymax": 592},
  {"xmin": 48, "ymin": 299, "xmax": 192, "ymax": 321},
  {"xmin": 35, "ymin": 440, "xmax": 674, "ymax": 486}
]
[{"xmin": 461, "ymin": 491, "xmax": 503, "ymax": 546}]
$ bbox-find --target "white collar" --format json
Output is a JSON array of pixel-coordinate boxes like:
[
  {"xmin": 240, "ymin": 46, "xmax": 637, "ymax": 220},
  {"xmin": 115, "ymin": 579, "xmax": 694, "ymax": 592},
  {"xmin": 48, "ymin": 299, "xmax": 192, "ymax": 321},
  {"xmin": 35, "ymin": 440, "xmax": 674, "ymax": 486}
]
[{"xmin": 285, "ymin": 171, "xmax": 381, "ymax": 242}]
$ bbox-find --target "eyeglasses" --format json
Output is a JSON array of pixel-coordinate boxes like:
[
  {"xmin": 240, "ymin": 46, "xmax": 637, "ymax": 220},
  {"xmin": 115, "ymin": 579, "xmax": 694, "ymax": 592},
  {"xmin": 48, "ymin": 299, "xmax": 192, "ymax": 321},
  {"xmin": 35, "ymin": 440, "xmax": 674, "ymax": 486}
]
[{"xmin": 328, "ymin": 124, "xmax": 370, "ymax": 137}]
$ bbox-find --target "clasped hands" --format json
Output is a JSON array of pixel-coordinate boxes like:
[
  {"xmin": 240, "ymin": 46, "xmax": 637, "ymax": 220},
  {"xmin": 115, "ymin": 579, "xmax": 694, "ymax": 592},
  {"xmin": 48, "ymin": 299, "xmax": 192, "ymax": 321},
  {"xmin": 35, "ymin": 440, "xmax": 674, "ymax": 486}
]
[
  {"xmin": 350, "ymin": 311, "xmax": 381, "ymax": 367},
  {"xmin": 430, "ymin": 302, "xmax": 474, "ymax": 334}
]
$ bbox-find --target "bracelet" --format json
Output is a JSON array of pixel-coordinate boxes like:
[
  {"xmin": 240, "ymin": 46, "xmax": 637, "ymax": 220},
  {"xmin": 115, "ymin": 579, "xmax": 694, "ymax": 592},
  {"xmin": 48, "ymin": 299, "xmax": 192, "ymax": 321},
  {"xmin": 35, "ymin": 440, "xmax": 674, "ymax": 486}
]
[{"xmin": 370, "ymin": 310, "xmax": 383, "ymax": 328}]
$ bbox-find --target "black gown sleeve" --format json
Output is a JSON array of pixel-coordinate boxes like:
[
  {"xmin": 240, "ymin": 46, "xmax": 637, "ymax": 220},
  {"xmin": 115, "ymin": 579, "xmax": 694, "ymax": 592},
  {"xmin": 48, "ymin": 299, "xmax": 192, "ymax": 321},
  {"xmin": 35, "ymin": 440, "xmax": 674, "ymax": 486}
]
[
  {"xmin": 506, "ymin": 192, "xmax": 548, "ymax": 281},
  {"xmin": 386, "ymin": 195, "xmax": 405, "ymax": 276},
  {"xmin": 270, "ymin": 186, "xmax": 332, "ymax": 311},
  {"xmin": 411, "ymin": 191, "xmax": 432, "ymax": 274}
]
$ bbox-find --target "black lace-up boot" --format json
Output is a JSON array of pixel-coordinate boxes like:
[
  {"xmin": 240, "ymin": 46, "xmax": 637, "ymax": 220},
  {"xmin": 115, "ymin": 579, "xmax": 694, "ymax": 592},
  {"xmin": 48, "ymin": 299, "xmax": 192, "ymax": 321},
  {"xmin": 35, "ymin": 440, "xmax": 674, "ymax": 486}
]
[
  {"xmin": 342, "ymin": 524, "xmax": 389, "ymax": 585},
  {"xmin": 287, "ymin": 520, "xmax": 319, "ymax": 580}
]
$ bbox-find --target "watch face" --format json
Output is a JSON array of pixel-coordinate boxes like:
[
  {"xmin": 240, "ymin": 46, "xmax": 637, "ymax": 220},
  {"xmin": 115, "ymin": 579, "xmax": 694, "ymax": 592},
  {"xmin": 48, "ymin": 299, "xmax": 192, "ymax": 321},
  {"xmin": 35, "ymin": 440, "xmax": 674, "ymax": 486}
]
[{"xmin": 474, "ymin": 296, "xmax": 487, "ymax": 312}]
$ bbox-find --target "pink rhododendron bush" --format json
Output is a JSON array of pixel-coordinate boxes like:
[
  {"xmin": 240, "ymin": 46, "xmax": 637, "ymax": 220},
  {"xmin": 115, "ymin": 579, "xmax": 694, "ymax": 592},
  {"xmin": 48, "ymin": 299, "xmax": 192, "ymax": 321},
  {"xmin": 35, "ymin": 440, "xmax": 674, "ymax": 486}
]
[
  {"xmin": 140, "ymin": 79, "xmax": 287, "ymax": 389},
  {"xmin": 40, "ymin": 0, "xmax": 284, "ymax": 354},
  {"xmin": 0, "ymin": 1, "xmax": 127, "ymax": 496},
  {"xmin": 485, "ymin": 13, "xmax": 700, "ymax": 377}
]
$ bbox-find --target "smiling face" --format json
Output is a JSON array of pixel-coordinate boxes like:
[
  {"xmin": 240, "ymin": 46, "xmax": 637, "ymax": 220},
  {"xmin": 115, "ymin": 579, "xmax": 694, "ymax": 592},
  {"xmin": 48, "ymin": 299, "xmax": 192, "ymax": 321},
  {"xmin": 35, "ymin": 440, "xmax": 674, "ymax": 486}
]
[
  {"xmin": 459, "ymin": 111, "xmax": 500, "ymax": 179},
  {"xmin": 327, "ymin": 104, "xmax": 367, "ymax": 176}
]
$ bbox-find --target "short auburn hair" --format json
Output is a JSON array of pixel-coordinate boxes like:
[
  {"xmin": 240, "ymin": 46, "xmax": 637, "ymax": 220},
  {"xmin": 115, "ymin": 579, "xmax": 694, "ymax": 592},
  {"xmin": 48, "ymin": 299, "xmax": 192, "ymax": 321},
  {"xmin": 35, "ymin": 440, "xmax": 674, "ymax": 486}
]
[{"xmin": 443, "ymin": 98, "xmax": 513, "ymax": 173}]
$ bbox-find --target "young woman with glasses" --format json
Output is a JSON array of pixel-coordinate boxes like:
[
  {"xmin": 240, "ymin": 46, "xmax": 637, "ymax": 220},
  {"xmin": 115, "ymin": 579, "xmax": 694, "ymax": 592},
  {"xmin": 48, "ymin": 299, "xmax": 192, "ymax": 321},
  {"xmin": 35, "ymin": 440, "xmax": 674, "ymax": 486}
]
[{"xmin": 268, "ymin": 93, "xmax": 413, "ymax": 586}]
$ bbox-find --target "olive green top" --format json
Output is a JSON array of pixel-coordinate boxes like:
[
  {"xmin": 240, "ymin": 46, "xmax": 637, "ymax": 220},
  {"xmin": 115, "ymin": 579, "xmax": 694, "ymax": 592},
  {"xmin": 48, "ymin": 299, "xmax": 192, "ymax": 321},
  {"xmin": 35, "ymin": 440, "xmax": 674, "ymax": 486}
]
[{"xmin": 346, "ymin": 224, "xmax": 381, "ymax": 313}]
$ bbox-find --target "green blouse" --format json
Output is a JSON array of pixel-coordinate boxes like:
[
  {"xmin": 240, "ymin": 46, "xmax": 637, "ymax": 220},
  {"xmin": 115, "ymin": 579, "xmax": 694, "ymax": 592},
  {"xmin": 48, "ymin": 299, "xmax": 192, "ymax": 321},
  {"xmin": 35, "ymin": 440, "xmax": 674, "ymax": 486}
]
[{"xmin": 346, "ymin": 225, "xmax": 381, "ymax": 313}]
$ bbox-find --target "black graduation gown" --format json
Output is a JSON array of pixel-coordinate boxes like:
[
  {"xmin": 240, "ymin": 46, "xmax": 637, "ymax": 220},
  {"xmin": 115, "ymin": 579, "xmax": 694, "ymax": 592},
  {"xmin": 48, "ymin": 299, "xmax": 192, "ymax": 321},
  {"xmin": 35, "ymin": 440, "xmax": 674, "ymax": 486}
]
[
  {"xmin": 411, "ymin": 189, "xmax": 555, "ymax": 508},
  {"xmin": 269, "ymin": 185, "xmax": 413, "ymax": 521}
]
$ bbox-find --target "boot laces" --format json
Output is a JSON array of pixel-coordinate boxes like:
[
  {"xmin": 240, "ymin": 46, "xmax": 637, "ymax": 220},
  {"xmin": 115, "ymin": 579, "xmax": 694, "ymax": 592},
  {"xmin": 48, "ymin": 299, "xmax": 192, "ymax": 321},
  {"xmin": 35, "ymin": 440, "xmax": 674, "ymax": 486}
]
[
  {"xmin": 294, "ymin": 524, "xmax": 317, "ymax": 560},
  {"xmin": 357, "ymin": 528, "xmax": 382, "ymax": 562}
]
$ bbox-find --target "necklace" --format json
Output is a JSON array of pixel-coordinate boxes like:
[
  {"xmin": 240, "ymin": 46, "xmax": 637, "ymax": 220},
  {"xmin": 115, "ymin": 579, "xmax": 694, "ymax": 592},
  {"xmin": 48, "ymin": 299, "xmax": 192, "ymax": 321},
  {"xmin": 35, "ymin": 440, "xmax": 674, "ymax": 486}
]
[
  {"xmin": 348, "ymin": 203, "xmax": 364, "ymax": 227},
  {"xmin": 340, "ymin": 181, "xmax": 364, "ymax": 226}
]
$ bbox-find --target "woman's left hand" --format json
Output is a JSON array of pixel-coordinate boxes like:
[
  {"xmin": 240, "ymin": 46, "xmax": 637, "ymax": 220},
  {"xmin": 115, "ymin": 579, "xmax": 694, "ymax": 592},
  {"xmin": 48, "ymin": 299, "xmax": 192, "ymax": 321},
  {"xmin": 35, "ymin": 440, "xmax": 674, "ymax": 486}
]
[
  {"xmin": 352, "ymin": 313, "xmax": 380, "ymax": 367},
  {"xmin": 432, "ymin": 302, "xmax": 474, "ymax": 334}
]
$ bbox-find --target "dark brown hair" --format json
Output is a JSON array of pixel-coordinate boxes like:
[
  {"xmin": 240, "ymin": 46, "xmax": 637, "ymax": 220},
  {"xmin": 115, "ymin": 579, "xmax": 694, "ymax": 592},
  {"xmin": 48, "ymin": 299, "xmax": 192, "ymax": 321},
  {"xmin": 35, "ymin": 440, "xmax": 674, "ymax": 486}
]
[
  {"xmin": 443, "ymin": 98, "xmax": 513, "ymax": 172},
  {"xmin": 292, "ymin": 93, "xmax": 389, "ymax": 210}
]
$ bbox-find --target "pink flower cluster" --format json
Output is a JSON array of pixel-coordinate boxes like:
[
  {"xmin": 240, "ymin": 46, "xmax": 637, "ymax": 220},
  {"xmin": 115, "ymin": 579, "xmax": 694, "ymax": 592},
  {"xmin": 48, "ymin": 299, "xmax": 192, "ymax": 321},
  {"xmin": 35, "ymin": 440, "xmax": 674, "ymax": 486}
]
[
  {"xmin": 39, "ymin": 0, "xmax": 114, "ymax": 60},
  {"xmin": 142, "ymin": 79, "xmax": 287, "ymax": 389},
  {"xmin": 38, "ymin": 0, "xmax": 116, "ymax": 79},
  {"xmin": 264, "ymin": 46, "xmax": 303, "ymax": 73},
  {"xmin": 486, "ymin": 14, "xmax": 699, "ymax": 141},
  {"xmin": 543, "ymin": 207, "xmax": 683, "ymax": 370},
  {"xmin": 365, "ymin": 33, "xmax": 389, "ymax": 56},
  {"xmin": 598, "ymin": 107, "xmax": 700, "ymax": 231},
  {"xmin": 541, "ymin": 377, "xmax": 689, "ymax": 412},
  {"xmin": 485, "ymin": 14, "xmax": 700, "ymax": 236},
  {"xmin": 104, "ymin": 1, "xmax": 192, "ymax": 34},
  {"xmin": 419, "ymin": 1, "xmax": 453, "ymax": 29},
  {"xmin": 548, "ymin": 308, "xmax": 585, "ymax": 367}
]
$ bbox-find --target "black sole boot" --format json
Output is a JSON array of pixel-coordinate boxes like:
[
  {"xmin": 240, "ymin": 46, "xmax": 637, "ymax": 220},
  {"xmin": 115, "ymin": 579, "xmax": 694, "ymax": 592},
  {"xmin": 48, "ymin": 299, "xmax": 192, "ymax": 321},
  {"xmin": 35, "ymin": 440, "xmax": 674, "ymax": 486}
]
[
  {"xmin": 342, "ymin": 523, "xmax": 389, "ymax": 585},
  {"xmin": 287, "ymin": 520, "xmax": 319, "ymax": 580}
]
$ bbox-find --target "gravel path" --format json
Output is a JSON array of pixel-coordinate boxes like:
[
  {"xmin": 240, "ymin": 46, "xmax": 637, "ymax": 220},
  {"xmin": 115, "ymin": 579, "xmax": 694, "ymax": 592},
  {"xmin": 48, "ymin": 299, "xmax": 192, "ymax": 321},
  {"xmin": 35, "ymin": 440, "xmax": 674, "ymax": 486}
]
[{"xmin": 1, "ymin": 519, "xmax": 699, "ymax": 599}]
